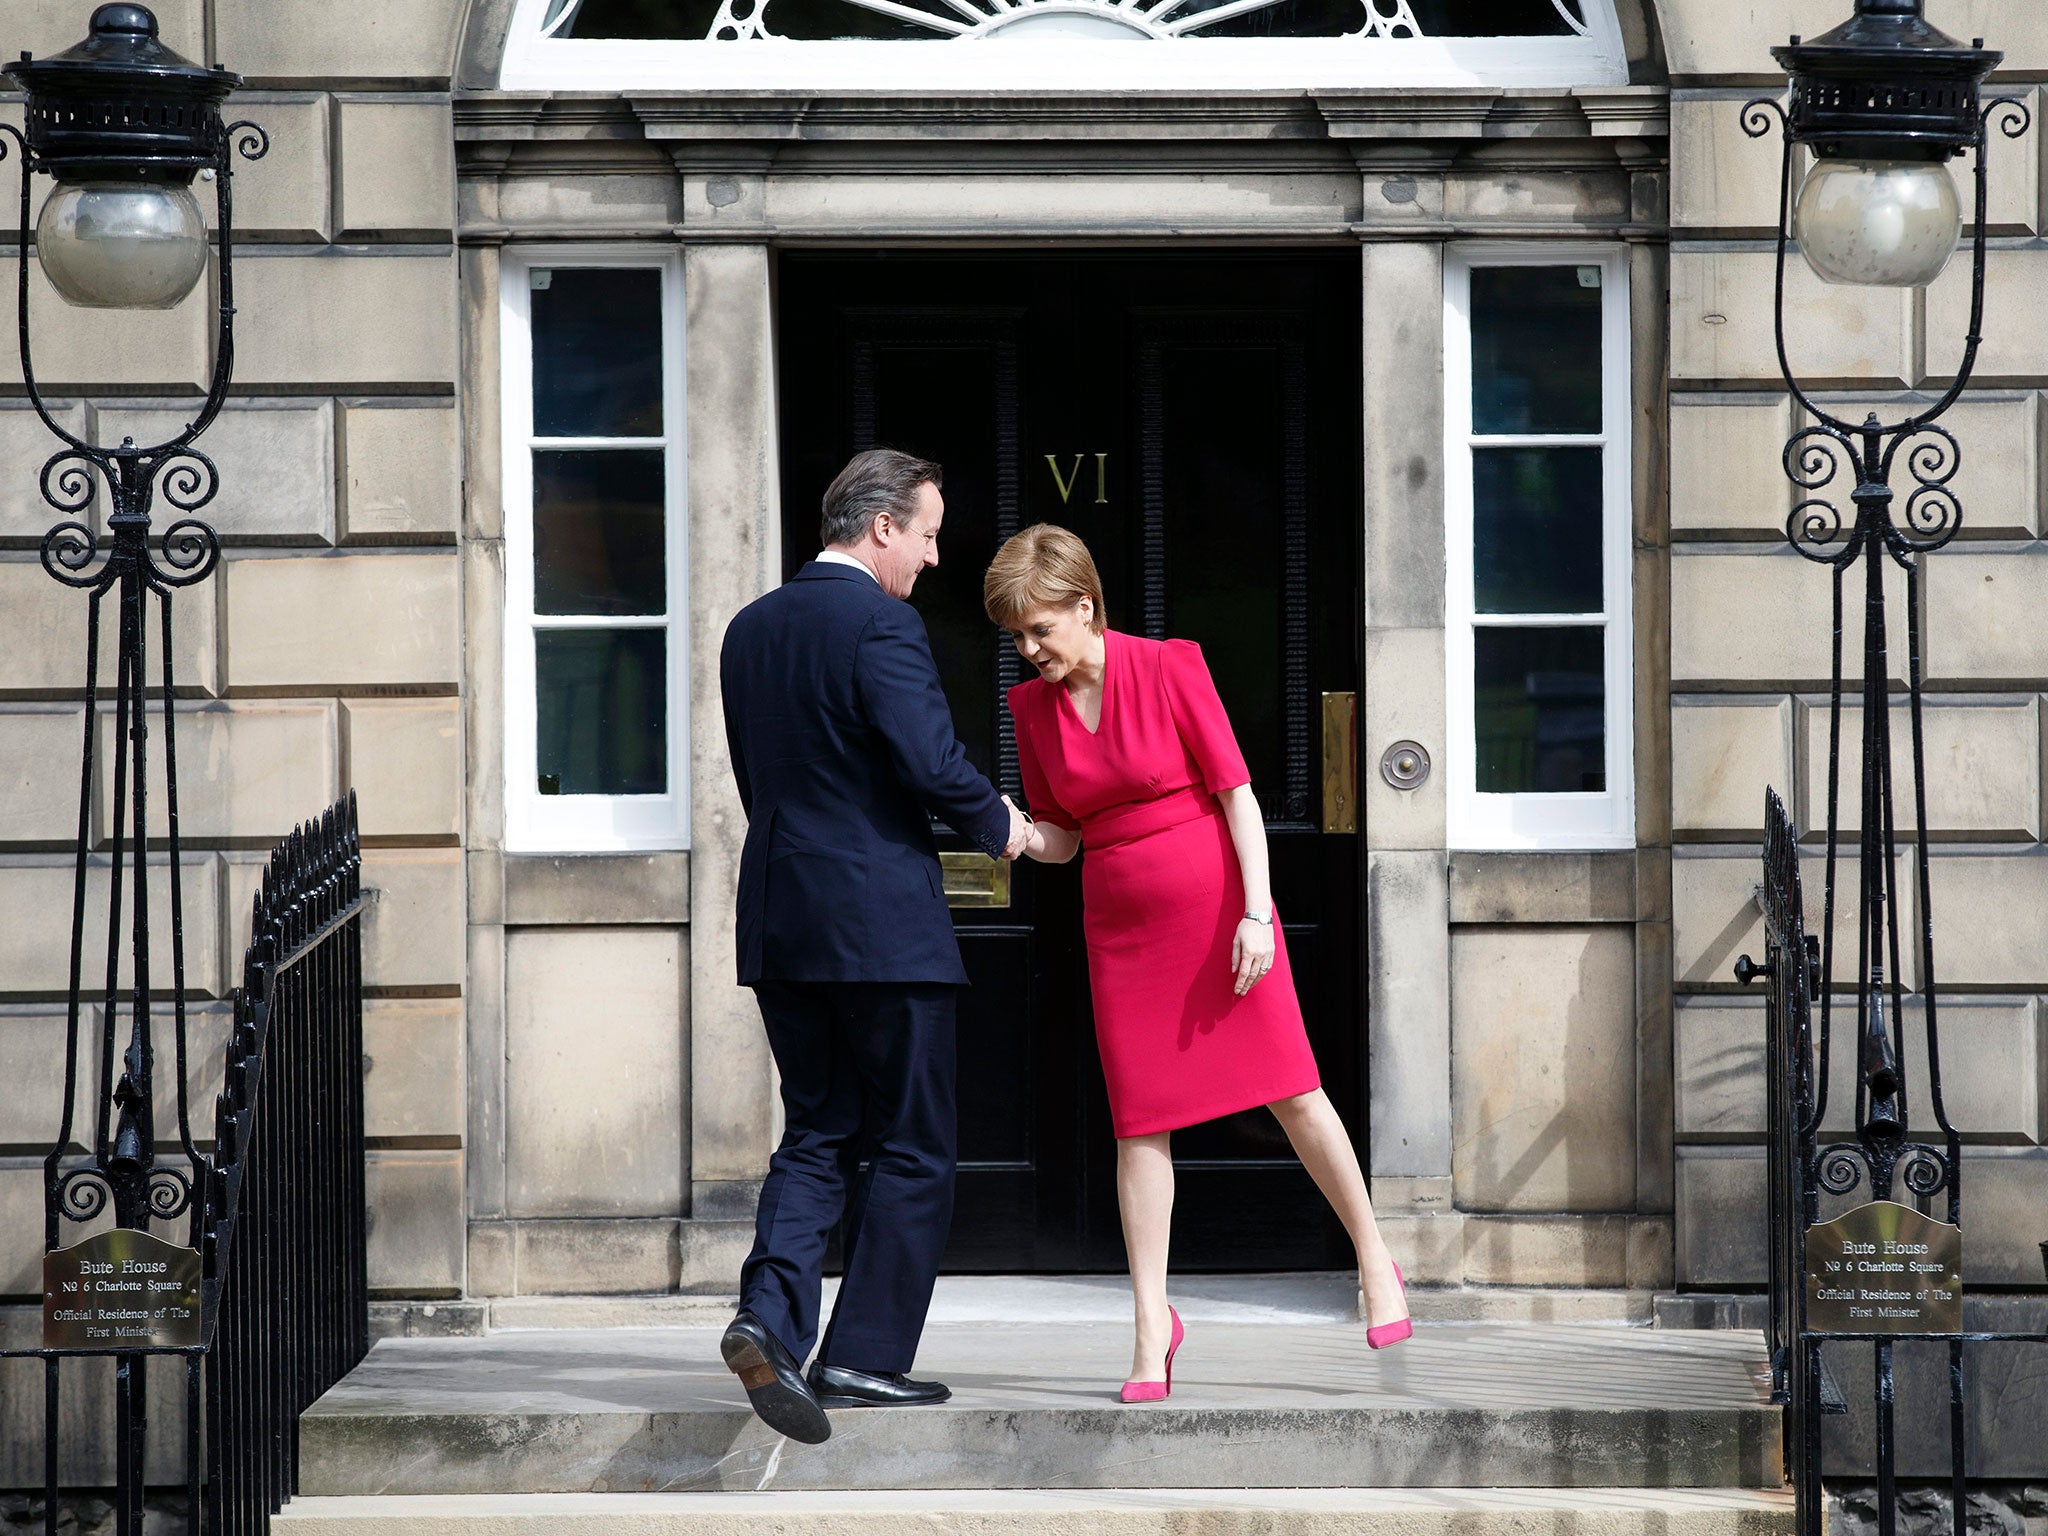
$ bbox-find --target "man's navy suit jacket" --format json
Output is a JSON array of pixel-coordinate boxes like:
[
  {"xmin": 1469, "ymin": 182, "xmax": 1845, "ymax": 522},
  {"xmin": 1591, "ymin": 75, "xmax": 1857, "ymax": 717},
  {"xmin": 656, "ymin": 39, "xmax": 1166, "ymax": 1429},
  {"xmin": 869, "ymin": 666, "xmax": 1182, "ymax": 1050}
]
[{"xmin": 721, "ymin": 560, "xmax": 1010, "ymax": 987}]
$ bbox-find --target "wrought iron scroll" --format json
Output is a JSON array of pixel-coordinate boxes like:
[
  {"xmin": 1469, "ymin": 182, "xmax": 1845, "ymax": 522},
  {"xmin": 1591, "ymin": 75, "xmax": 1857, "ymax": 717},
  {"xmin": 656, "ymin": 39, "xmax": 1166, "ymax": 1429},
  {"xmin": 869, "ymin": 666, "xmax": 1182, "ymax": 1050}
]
[
  {"xmin": 6, "ymin": 81, "xmax": 270, "ymax": 1284},
  {"xmin": 0, "ymin": 90, "xmax": 368, "ymax": 1536},
  {"xmin": 1735, "ymin": 87, "xmax": 2047, "ymax": 1536}
]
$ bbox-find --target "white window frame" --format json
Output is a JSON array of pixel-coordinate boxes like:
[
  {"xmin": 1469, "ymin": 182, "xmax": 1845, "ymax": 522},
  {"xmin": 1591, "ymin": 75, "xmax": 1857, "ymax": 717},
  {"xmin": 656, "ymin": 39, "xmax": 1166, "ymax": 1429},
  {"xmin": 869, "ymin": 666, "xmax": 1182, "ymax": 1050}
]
[
  {"xmin": 499, "ymin": 0, "xmax": 1629, "ymax": 92},
  {"xmin": 501, "ymin": 246, "xmax": 690, "ymax": 853},
  {"xmin": 1444, "ymin": 244, "xmax": 1633, "ymax": 851}
]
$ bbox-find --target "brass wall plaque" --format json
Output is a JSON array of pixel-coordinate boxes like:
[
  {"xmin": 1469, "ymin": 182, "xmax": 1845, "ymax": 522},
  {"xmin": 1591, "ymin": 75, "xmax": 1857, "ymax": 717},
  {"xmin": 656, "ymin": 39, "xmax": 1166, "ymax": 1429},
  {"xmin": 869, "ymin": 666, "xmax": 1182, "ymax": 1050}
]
[
  {"xmin": 941, "ymin": 851, "xmax": 1011, "ymax": 909},
  {"xmin": 1808, "ymin": 1200, "xmax": 1962, "ymax": 1335},
  {"xmin": 44, "ymin": 1229, "xmax": 203, "ymax": 1351}
]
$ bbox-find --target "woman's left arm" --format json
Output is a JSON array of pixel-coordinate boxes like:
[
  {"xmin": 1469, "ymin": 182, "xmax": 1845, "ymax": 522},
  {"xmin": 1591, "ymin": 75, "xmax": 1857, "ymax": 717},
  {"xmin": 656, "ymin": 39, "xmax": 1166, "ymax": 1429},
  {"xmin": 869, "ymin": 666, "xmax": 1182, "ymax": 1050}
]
[{"xmin": 1217, "ymin": 782, "xmax": 1275, "ymax": 997}]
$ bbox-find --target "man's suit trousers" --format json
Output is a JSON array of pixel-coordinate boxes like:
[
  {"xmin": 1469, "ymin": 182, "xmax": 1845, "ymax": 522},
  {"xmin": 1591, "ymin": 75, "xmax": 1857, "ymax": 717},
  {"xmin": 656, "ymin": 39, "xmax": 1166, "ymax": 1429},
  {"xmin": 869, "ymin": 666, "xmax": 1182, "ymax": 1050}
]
[{"xmin": 740, "ymin": 980, "xmax": 958, "ymax": 1374}]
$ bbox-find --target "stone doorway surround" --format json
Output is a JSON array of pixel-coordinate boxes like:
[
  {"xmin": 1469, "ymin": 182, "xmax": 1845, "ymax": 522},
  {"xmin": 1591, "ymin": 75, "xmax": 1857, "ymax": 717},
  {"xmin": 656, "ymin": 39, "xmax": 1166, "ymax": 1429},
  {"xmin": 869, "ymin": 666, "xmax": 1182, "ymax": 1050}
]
[{"xmin": 450, "ymin": 84, "xmax": 1675, "ymax": 1298}]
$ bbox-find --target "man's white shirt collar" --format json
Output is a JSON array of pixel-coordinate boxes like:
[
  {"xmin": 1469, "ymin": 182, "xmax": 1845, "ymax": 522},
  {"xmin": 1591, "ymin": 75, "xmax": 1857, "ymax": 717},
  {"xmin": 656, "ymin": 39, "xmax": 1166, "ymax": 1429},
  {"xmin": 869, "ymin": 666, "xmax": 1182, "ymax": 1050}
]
[{"xmin": 817, "ymin": 550, "xmax": 880, "ymax": 584}]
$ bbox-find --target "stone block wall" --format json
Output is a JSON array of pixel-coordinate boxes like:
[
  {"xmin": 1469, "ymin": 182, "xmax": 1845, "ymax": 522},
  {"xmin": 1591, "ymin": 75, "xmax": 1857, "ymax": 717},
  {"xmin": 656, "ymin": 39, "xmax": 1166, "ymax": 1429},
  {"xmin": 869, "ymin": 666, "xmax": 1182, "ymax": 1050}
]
[
  {"xmin": 1658, "ymin": 0, "xmax": 2048, "ymax": 1288},
  {"xmin": 0, "ymin": 0, "xmax": 468, "ymax": 1477},
  {"xmin": 1356, "ymin": 155, "xmax": 1675, "ymax": 1287},
  {"xmin": 454, "ymin": 233, "xmax": 769, "ymax": 1289}
]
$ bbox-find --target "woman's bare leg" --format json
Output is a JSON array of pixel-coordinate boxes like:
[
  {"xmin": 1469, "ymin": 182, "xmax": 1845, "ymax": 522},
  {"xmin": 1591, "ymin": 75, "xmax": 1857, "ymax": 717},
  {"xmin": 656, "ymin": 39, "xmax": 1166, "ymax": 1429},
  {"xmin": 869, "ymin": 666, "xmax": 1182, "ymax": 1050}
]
[
  {"xmin": 1268, "ymin": 1088, "xmax": 1407, "ymax": 1329},
  {"xmin": 1116, "ymin": 1132, "xmax": 1177, "ymax": 1380}
]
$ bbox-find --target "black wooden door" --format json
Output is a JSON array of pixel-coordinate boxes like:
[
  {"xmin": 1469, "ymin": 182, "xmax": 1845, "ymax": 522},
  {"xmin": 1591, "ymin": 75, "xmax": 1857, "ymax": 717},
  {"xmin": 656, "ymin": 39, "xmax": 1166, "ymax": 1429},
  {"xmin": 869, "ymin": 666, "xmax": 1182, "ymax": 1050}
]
[{"xmin": 778, "ymin": 251, "xmax": 1363, "ymax": 1271}]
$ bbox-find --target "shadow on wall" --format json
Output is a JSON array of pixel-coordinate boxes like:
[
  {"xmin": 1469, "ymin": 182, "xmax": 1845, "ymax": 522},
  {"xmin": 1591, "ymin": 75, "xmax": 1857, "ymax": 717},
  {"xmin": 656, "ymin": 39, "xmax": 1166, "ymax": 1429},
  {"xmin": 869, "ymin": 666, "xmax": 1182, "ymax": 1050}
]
[{"xmin": 1451, "ymin": 925, "xmax": 1637, "ymax": 1216}]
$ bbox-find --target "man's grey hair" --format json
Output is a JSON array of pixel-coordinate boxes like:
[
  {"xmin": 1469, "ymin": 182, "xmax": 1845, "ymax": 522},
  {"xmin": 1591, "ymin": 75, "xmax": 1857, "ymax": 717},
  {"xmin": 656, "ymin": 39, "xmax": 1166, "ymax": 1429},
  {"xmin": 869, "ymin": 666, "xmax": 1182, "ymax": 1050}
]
[{"xmin": 820, "ymin": 448, "xmax": 943, "ymax": 548}]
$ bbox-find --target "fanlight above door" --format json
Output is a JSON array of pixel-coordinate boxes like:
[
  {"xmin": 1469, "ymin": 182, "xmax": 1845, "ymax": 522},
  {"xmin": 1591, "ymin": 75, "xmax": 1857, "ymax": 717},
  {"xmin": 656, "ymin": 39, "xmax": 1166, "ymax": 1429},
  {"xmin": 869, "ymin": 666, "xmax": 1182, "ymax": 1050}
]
[
  {"xmin": 540, "ymin": 0, "xmax": 1598, "ymax": 41},
  {"xmin": 505, "ymin": 0, "xmax": 1629, "ymax": 89}
]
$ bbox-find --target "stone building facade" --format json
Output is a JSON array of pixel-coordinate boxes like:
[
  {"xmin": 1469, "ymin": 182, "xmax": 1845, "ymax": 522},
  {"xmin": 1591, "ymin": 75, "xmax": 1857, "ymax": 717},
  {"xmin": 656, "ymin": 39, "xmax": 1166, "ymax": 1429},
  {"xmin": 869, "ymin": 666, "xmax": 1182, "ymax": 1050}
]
[
  {"xmin": 1665, "ymin": 2, "xmax": 2048, "ymax": 1297},
  {"xmin": 2, "ymin": 0, "xmax": 2045, "ymax": 1467}
]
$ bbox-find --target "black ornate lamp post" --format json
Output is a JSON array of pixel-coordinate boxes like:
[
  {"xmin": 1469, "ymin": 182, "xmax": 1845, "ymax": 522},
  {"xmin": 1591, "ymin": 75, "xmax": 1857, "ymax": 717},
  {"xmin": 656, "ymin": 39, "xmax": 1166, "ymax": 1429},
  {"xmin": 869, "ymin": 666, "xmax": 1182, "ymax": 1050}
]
[
  {"xmin": 2, "ymin": 7, "xmax": 264, "ymax": 1531},
  {"xmin": 1737, "ymin": 4, "xmax": 2035, "ymax": 1535}
]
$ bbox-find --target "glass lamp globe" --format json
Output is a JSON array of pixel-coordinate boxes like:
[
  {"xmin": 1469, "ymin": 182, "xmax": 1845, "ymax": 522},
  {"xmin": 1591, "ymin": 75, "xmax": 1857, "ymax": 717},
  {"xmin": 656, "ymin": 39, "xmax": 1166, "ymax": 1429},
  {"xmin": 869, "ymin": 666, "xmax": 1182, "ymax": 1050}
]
[
  {"xmin": 36, "ymin": 180, "xmax": 210, "ymax": 310},
  {"xmin": 1794, "ymin": 157, "xmax": 1963, "ymax": 288}
]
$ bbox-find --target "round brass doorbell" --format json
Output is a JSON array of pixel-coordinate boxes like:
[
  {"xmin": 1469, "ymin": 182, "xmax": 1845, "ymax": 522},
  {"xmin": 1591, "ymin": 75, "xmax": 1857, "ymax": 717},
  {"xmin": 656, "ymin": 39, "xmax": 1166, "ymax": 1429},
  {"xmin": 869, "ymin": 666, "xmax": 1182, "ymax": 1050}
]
[{"xmin": 1379, "ymin": 740, "xmax": 1430, "ymax": 791}]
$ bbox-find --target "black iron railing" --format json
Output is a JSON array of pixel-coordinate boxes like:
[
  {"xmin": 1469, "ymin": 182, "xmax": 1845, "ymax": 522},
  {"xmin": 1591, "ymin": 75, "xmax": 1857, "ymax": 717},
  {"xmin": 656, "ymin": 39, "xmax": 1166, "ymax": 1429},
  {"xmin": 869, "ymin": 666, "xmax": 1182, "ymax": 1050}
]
[
  {"xmin": 1746, "ymin": 787, "xmax": 2048, "ymax": 1536},
  {"xmin": 11, "ymin": 799, "xmax": 369, "ymax": 1536},
  {"xmin": 1747, "ymin": 792, "xmax": 1816, "ymax": 1411},
  {"xmin": 1748, "ymin": 790, "xmax": 1835, "ymax": 1521},
  {"xmin": 203, "ymin": 798, "xmax": 371, "ymax": 1536}
]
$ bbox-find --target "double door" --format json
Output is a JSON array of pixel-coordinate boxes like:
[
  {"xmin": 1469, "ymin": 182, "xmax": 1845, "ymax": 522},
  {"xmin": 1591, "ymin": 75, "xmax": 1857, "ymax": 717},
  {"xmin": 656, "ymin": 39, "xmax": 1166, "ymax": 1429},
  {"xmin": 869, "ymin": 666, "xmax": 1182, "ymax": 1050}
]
[{"xmin": 778, "ymin": 251, "xmax": 1363, "ymax": 1270}]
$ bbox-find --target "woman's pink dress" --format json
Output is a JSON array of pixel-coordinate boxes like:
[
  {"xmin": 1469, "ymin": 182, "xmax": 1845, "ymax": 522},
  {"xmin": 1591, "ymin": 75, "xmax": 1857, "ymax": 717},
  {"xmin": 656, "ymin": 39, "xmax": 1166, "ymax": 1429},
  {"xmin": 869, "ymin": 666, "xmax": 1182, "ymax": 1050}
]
[{"xmin": 1008, "ymin": 629, "xmax": 1321, "ymax": 1137}]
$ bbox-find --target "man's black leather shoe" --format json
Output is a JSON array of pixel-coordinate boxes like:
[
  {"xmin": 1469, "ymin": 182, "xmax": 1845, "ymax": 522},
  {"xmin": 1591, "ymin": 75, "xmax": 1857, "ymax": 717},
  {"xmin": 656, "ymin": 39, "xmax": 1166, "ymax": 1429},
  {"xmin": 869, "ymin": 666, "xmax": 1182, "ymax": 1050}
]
[
  {"xmin": 806, "ymin": 1362, "xmax": 952, "ymax": 1408},
  {"xmin": 721, "ymin": 1312, "xmax": 831, "ymax": 1443}
]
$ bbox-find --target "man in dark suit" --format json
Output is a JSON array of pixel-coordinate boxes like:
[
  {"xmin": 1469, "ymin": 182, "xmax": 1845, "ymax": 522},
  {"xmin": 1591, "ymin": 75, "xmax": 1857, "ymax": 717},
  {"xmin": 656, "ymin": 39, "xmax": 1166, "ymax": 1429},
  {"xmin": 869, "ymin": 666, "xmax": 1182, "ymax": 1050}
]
[{"xmin": 717, "ymin": 448, "xmax": 1028, "ymax": 1444}]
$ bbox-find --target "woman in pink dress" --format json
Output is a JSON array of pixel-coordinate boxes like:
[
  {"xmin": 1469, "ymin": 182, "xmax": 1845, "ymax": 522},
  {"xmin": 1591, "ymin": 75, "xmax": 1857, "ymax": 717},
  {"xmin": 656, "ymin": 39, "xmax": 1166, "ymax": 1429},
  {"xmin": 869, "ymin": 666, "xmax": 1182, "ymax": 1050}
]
[{"xmin": 984, "ymin": 524, "xmax": 1410, "ymax": 1400}]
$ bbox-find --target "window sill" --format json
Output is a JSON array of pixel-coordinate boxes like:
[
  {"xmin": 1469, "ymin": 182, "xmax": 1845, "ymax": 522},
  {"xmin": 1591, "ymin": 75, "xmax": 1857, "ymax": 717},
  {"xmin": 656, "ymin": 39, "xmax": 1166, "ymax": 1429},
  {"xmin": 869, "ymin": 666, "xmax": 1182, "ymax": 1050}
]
[
  {"xmin": 1448, "ymin": 849, "xmax": 1641, "ymax": 925},
  {"xmin": 503, "ymin": 851, "xmax": 691, "ymax": 926}
]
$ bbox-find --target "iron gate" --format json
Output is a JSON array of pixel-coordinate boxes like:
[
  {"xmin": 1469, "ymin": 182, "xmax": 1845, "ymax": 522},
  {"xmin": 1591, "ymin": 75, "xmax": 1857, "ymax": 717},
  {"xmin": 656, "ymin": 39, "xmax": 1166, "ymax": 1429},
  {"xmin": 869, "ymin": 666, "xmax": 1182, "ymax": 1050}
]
[{"xmin": 6, "ymin": 798, "xmax": 370, "ymax": 1536}]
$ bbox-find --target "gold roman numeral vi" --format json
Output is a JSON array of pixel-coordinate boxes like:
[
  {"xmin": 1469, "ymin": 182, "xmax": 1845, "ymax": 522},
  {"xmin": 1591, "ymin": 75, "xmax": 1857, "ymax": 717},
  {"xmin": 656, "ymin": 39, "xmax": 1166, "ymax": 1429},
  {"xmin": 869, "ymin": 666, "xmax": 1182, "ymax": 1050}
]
[{"xmin": 1044, "ymin": 453, "xmax": 1110, "ymax": 505}]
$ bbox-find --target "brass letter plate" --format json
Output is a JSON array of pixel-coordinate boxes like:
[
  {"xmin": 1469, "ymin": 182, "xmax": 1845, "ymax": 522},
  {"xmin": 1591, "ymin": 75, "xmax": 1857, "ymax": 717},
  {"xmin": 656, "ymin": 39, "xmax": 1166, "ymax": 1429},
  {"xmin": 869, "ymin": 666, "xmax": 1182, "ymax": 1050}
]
[
  {"xmin": 941, "ymin": 851, "xmax": 1011, "ymax": 909},
  {"xmin": 1322, "ymin": 691, "xmax": 1358, "ymax": 835},
  {"xmin": 45, "ymin": 1228, "xmax": 203, "ymax": 1351},
  {"xmin": 1807, "ymin": 1199, "xmax": 1962, "ymax": 1335}
]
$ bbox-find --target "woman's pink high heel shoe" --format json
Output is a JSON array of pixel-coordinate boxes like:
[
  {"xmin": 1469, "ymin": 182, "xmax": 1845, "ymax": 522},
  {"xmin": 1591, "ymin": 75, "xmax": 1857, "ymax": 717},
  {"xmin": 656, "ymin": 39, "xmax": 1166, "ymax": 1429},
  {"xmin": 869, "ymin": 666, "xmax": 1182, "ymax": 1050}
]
[
  {"xmin": 1119, "ymin": 1307, "xmax": 1185, "ymax": 1403},
  {"xmin": 1366, "ymin": 1262, "xmax": 1412, "ymax": 1350}
]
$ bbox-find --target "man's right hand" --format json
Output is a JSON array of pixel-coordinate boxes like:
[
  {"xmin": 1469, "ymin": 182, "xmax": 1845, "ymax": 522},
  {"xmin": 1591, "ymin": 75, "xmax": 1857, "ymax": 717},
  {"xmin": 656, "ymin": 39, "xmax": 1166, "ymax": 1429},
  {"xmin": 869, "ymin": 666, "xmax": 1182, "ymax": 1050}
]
[{"xmin": 1001, "ymin": 797, "xmax": 1031, "ymax": 861}]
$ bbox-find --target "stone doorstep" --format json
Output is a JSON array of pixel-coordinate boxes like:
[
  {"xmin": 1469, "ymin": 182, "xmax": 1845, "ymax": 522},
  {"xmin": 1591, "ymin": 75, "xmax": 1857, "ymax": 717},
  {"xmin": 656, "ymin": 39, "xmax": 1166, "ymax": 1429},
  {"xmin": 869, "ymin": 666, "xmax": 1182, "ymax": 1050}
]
[
  {"xmin": 370, "ymin": 1276, "xmax": 1664, "ymax": 1338},
  {"xmin": 368, "ymin": 1300, "xmax": 490, "ymax": 1341},
  {"xmin": 295, "ymin": 1322, "xmax": 1784, "ymax": 1496},
  {"xmin": 1655, "ymin": 1293, "xmax": 1771, "ymax": 1332},
  {"xmin": 272, "ymin": 1488, "xmax": 1800, "ymax": 1536},
  {"xmin": 484, "ymin": 1286, "xmax": 1657, "ymax": 1331}
]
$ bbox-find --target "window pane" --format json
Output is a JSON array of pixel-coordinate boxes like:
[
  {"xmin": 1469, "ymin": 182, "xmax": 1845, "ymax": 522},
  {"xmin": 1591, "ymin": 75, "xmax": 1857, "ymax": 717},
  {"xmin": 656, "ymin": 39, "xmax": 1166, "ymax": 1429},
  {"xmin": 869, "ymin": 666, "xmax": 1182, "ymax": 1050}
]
[
  {"xmin": 1474, "ymin": 626, "xmax": 1605, "ymax": 794},
  {"xmin": 532, "ymin": 268, "xmax": 663, "ymax": 437},
  {"xmin": 1185, "ymin": 0, "xmax": 1399, "ymax": 38},
  {"xmin": 1473, "ymin": 446, "xmax": 1604, "ymax": 614},
  {"xmin": 1471, "ymin": 266, "xmax": 1602, "ymax": 435},
  {"xmin": 1408, "ymin": 0, "xmax": 1578, "ymax": 35},
  {"xmin": 534, "ymin": 450, "xmax": 666, "ymax": 616},
  {"xmin": 536, "ymin": 628, "xmax": 667, "ymax": 796}
]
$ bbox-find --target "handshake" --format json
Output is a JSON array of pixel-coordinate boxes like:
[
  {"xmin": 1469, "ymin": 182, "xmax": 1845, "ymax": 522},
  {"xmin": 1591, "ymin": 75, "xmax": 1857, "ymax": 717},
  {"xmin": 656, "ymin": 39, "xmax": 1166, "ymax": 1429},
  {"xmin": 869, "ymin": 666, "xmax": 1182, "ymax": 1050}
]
[{"xmin": 1000, "ymin": 795, "xmax": 1034, "ymax": 861}]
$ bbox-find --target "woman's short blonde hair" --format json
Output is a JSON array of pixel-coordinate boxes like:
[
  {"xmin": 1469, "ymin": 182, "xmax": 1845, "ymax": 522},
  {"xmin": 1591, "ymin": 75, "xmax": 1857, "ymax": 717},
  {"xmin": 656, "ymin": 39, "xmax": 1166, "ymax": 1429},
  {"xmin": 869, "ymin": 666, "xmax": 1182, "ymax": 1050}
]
[{"xmin": 984, "ymin": 523, "xmax": 1107, "ymax": 633}]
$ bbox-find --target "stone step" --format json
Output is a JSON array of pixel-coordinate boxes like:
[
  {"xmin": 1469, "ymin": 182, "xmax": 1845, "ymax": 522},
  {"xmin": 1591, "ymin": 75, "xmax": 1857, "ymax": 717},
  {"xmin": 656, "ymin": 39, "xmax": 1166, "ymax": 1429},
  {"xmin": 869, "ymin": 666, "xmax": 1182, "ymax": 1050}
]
[
  {"xmin": 297, "ymin": 1322, "xmax": 1782, "ymax": 1497},
  {"xmin": 482, "ymin": 1274, "xmax": 1655, "ymax": 1332},
  {"xmin": 679, "ymin": 1220, "xmax": 755, "ymax": 1292},
  {"xmin": 275, "ymin": 1488, "xmax": 1798, "ymax": 1535},
  {"xmin": 1654, "ymin": 1294, "xmax": 1770, "ymax": 1332}
]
